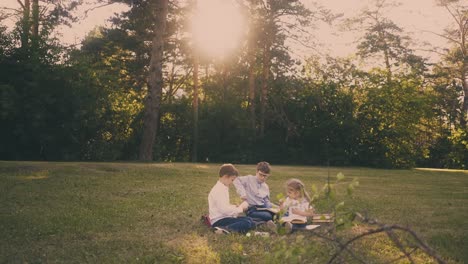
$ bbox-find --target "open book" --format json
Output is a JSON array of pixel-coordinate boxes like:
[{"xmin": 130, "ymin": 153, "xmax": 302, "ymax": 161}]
[
  {"xmin": 280, "ymin": 215, "xmax": 307, "ymax": 224},
  {"xmin": 311, "ymin": 213, "xmax": 334, "ymax": 223},
  {"xmin": 256, "ymin": 207, "xmax": 280, "ymax": 214},
  {"xmin": 281, "ymin": 213, "xmax": 334, "ymax": 224}
]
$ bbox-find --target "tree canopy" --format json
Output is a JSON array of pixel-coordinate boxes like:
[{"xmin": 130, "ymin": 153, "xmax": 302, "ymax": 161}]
[{"xmin": 0, "ymin": 0, "xmax": 467, "ymax": 168}]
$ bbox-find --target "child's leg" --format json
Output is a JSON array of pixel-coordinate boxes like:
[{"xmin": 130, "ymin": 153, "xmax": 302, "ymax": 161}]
[
  {"xmin": 291, "ymin": 223, "xmax": 307, "ymax": 232},
  {"xmin": 246, "ymin": 207, "xmax": 274, "ymax": 222},
  {"xmin": 212, "ymin": 217, "xmax": 255, "ymax": 233},
  {"xmin": 282, "ymin": 223, "xmax": 307, "ymax": 234}
]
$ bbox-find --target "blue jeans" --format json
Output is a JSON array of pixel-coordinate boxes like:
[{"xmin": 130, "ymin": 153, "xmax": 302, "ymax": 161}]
[
  {"xmin": 247, "ymin": 206, "xmax": 274, "ymax": 222},
  {"xmin": 282, "ymin": 222, "xmax": 308, "ymax": 233},
  {"xmin": 212, "ymin": 217, "xmax": 255, "ymax": 233}
]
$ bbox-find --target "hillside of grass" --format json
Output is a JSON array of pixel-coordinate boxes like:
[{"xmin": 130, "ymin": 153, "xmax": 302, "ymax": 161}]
[{"xmin": 1, "ymin": 161, "xmax": 466, "ymax": 263}]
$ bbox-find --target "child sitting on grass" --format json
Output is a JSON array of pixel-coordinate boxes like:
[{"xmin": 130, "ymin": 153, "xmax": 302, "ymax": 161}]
[
  {"xmin": 208, "ymin": 164, "xmax": 255, "ymax": 234},
  {"xmin": 233, "ymin": 161, "xmax": 277, "ymax": 232},
  {"xmin": 279, "ymin": 178, "xmax": 314, "ymax": 233}
]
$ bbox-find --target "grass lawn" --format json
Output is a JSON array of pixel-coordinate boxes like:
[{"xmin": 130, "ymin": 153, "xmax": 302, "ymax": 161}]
[{"xmin": 0, "ymin": 161, "xmax": 467, "ymax": 263}]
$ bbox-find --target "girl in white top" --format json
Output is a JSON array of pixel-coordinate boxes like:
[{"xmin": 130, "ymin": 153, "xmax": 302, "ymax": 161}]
[{"xmin": 279, "ymin": 178, "xmax": 314, "ymax": 233}]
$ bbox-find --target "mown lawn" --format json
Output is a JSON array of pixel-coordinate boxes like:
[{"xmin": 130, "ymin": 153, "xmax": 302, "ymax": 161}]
[{"xmin": 0, "ymin": 161, "xmax": 466, "ymax": 263}]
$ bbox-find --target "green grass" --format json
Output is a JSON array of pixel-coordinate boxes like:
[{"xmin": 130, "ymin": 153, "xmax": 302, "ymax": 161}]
[{"xmin": 0, "ymin": 161, "xmax": 467, "ymax": 263}]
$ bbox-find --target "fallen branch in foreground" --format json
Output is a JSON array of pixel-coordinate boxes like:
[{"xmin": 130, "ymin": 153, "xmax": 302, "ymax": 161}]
[{"xmin": 315, "ymin": 212, "xmax": 447, "ymax": 264}]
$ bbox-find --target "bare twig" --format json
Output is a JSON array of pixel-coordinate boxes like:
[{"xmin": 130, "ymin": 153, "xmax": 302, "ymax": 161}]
[
  {"xmin": 420, "ymin": 29, "xmax": 461, "ymax": 46},
  {"xmin": 81, "ymin": 2, "xmax": 114, "ymax": 20},
  {"xmin": 16, "ymin": 0, "xmax": 25, "ymax": 10},
  {"xmin": 327, "ymin": 225, "xmax": 391, "ymax": 264},
  {"xmin": 385, "ymin": 229, "xmax": 415, "ymax": 264},
  {"xmin": 382, "ymin": 247, "xmax": 418, "ymax": 264},
  {"xmin": 331, "ymin": 212, "xmax": 448, "ymax": 264}
]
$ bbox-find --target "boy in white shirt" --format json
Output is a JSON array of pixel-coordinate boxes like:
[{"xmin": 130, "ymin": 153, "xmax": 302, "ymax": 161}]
[{"xmin": 208, "ymin": 164, "xmax": 254, "ymax": 234}]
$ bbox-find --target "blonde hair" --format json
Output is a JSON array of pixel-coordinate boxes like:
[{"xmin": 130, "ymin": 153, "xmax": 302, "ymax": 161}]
[{"xmin": 286, "ymin": 178, "xmax": 311, "ymax": 202}]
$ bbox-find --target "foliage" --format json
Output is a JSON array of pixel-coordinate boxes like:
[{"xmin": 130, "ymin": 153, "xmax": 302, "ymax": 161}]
[
  {"xmin": 68, "ymin": 28, "xmax": 144, "ymax": 160},
  {"xmin": 354, "ymin": 70, "xmax": 435, "ymax": 168},
  {"xmin": 0, "ymin": 0, "xmax": 467, "ymax": 168}
]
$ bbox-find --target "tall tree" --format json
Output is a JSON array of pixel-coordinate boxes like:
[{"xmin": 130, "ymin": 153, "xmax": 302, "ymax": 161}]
[
  {"xmin": 254, "ymin": 0, "xmax": 312, "ymax": 138},
  {"xmin": 345, "ymin": 0, "xmax": 423, "ymax": 82},
  {"xmin": 139, "ymin": 0, "xmax": 169, "ymax": 161},
  {"xmin": 435, "ymin": 0, "xmax": 468, "ymax": 127},
  {"xmin": 192, "ymin": 52, "xmax": 199, "ymax": 162},
  {"xmin": 246, "ymin": 0, "xmax": 261, "ymax": 136}
]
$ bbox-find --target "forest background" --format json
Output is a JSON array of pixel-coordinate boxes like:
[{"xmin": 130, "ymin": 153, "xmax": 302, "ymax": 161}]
[{"xmin": 0, "ymin": 0, "xmax": 467, "ymax": 169}]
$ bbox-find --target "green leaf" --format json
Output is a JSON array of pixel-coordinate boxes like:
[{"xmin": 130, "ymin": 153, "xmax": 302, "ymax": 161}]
[
  {"xmin": 311, "ymin": 184, "xmax": 317, "ymax": 194},
  {"xmin": 276, "ymin": 193, "xmax": 285, "ymax": 201},
  {"xmin": 335, "ymin": 201, "xmax": 345, "ymax": 209},
  {"xmin": 336, "ymin": 172, "xmax": 345, "ymax": 181}
]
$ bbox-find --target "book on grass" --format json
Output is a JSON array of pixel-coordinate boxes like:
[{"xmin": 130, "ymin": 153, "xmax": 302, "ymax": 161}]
[
  {"xmin": 280, "ymin": 215, "xmax": 307, "ymax": 224},
  {"xmin": 311, "ymin": 214, "xmax": 334, "ymax": 223},
  {"xmin": 256, "ymin": 206, "xmax": 280, "ymax": 214}
]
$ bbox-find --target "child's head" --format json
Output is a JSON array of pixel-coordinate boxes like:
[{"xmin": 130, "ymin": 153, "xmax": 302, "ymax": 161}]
[
  {"xmin": 286, "ymin": 178, "xmax": 311, "ymax": 202},
  {"xmin": 219, "ymin": 163, "xmax": 239, "ymax": 186},
  {"xmin": 255, "ymin": 161, "xmax": 271, "ymax": 183}
]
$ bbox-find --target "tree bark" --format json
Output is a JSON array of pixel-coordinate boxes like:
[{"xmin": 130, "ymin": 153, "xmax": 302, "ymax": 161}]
[
  {"xmin": 30, "ymin": 0, "xmax": 39, "ymax": 50},
  {"xmin": 260, "ymin": 37, "xmax": 271, "ymax": 138},
  {"xmin": 139, "ymin": 0, "xmax": 168, "ymax": 161},
  {"xmin": 461, "ymin": 59, "xmax": 467, "ymax": 127},
  {"xmin": 248, "ymin": 30, "xmax": 257, "ymax": 136},
  {"xmin": 31, "ymin": 0, "xmax": 38, "ymax": 37},
  {"xmin": 192, "ymin": 53, "xmax": 199, "ymax": 162},
  {"xmin": 460, "ymin": 14, "xmax": 467, "ymax": 127},
  {"xmin": 377, "ymin": 28, "xmax": 392, "ymax": 82},
  {"xmin": 20, "ymin": 0, "xmax": 30, "ymax": 50}
]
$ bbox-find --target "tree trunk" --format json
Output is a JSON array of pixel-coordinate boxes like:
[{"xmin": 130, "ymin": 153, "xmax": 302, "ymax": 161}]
[
  {"xmin": 192, "ymin": 53, "xmax": 199, "ymax": 162},
  {"xmin": 378, "ymin": 29, "xmax": 392, "ymax": 82},
  {"xmin": 461, "ymin": 59, "xmax": 468, "ymax": 127},
  {"xmin": 31, "ymin": 0, "xmax": 39, "ymax": 37},
  {"xmin": 139, "ymin": 0, "xmax": 168, "ymax": 161},
  {"xmin": 260, "ymin": 39, "xmax": 270, "ymax": 138},
  {"xmin": 460, "ymin": 16, "xmax": 467, "ymax": 128},
  {"xmin": 30, "ymin": 0, "xmax": 39, "ymax": 50},
  {"xmin": 248, "ymin": 28, "xmax": 257, "ymax": 136},
  {"xmin": 383, "ymin": 46, "xmax": 392, "ymax": 82},
  {"xmin": 20, "ymin": 0, "xmax": 31, "ymax": 50}
]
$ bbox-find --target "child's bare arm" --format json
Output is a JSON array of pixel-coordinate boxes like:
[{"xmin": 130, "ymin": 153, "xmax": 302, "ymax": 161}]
[
  {"xmin": 279, "ymin": 199, "xmax": 286, "ymax": 210},
  {"xmin": 291, "ymin": 207, "xmax": 314, "ymax": 217}
]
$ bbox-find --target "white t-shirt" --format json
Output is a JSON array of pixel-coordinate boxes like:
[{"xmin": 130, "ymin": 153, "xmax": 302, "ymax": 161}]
[
  {"xmin": 208, "ymin": 180, "xmax": 243, "ymax": 224},
  {"xmin": 282, "ymin": 196, "xmax": 310, "ymax": 217}
]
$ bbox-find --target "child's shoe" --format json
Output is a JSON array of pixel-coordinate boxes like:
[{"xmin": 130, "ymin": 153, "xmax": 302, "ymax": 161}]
[
  {"xmin": 285, "ymin": 222, "xmax": 293, "ymax": 234},
  {"xmin": 266, "ymin": 220, "xmax": 277, "ymax": 234},
  {"xmin": 214, "ymin": 227, "xmax": 230, "ymax": 235},
  {"xmin": 254, "ymin": 231, "xmax": 270, "ymax": 237}
]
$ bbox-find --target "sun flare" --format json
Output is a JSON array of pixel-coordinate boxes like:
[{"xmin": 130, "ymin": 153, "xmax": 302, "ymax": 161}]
[{"xmin": 192, "ymin": 0, "xmax": 245, "ymax": 58}]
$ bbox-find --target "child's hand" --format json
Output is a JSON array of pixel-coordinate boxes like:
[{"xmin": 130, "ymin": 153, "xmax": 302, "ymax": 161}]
[
  {"xmin": 291, "ymin": 208, "xmax": 301, "ymax": 215},
  {"xmin": 239, "ymin": 201, "xmax": 249, "ymax": 211},
  {"xmin": 304, "ymin": 208, "xmax": 314, "ymax": 217},
  {"xmin": 278, "ymin": 199, "xmax": 285, "ymax": 208}
]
